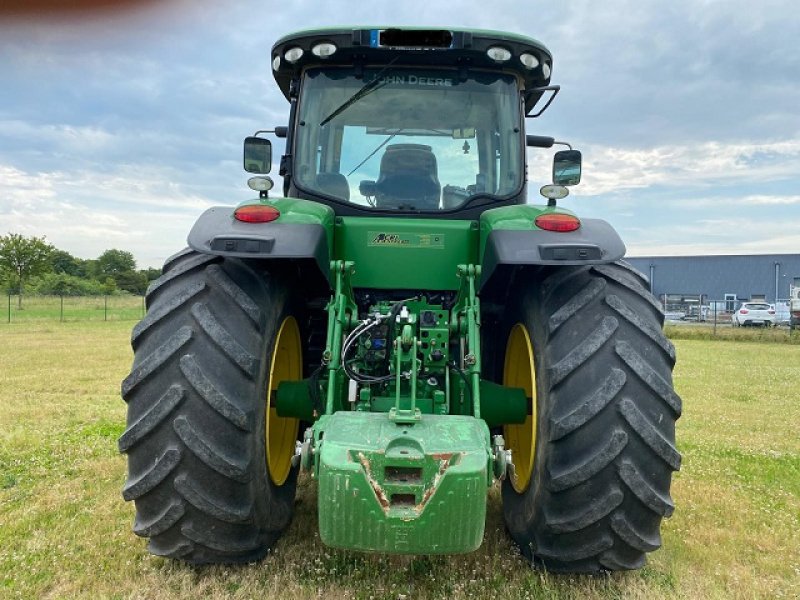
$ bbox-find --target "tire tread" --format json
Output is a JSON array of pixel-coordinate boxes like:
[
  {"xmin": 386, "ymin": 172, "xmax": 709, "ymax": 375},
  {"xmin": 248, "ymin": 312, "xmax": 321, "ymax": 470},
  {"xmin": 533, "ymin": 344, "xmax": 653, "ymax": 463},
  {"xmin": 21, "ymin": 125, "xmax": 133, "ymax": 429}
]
[
  {"xmin": 173, "ymin": 415, "xmax": 250, "ymax": 482},
  {"xmin": 120, "ymin": 251, "xmax": 297, "ymax": 564},
  {"xmin": 118, "ymin": 385, "xmax": 184, "ymax": 452},
  {"xmin": 502, "ymin": 261, "xmax": 680, "ymax": 572},
  {"xmin": 122, "ymin": 447, "xmax": 181, "ymax": 501},
  {"xmin": 191, "ymin": 302, "xmax": 258, "ymax": 378}
]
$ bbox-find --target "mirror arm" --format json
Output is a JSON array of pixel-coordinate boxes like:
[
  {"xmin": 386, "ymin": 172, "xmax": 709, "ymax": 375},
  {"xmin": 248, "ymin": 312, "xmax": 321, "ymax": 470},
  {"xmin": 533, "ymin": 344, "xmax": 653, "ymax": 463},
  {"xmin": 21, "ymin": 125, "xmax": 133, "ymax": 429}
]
[
  {"xmin": 525, "ymin": 85, "xmax": 560, "ymax": 118},
  {"xmin": 526, "ymin": 136, "xmax": 573, "ymax": 150},
  {"xmin": 526, "ymin": 135, "xmax": 555, "ymax": 148},
  {"xmin": 253, "ymin": 127, "xmax": 287, "ymax": 138}
]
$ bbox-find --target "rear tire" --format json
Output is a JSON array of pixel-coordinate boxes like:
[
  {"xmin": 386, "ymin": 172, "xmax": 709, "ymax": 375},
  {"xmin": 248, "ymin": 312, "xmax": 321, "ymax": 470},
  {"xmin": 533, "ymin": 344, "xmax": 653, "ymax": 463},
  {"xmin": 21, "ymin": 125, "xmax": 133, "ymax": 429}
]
[
  {"xmin": 119, "ymin": 249, "xmax": 302, "ymax": 563},
  {"xmin": 498, "ymin": 262, "xmax": 681, "ymax": 572}
]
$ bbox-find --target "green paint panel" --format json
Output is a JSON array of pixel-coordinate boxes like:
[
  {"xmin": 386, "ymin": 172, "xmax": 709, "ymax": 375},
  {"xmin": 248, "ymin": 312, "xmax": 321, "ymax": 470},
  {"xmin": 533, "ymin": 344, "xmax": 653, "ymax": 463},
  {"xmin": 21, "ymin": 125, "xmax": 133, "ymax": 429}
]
[
  {"xmin": 334, "ymin": 217, "xmax": 478, "ymax": 290},
  {"xmin": 479, "ymin": 204, "xmax": 576, "ymax": 261},
  {"xmin": 237, "ymin": 196, "xmax": 336, "ymax": 255},
  {"xmin": 317, "ymin": 412, "xmax": 490, "ymax": 554}
]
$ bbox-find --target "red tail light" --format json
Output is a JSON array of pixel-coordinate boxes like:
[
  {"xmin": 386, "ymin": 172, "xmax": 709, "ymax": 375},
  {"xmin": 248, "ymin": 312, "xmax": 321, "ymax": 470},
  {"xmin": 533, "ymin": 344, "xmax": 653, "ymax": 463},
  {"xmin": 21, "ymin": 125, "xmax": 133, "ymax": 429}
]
[
  {"xmin": 534, "ymin": 213, "xmax": 581, "ymax": 232},
  {"xmin": 740, "ymin": 308, "xmax": 748, "ymax": 314},
  {"xmin": 234, "ymin": 204, "xmax": 280, "ymax": 223}
]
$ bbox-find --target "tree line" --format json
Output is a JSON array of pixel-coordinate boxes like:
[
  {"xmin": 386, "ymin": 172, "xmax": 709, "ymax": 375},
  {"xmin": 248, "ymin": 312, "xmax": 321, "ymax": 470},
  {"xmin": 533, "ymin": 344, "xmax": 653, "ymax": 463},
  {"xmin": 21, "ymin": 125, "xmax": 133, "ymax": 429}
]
[{"xmin": 0, "ymin": 233, "xmax": 160, "ymax": 308}]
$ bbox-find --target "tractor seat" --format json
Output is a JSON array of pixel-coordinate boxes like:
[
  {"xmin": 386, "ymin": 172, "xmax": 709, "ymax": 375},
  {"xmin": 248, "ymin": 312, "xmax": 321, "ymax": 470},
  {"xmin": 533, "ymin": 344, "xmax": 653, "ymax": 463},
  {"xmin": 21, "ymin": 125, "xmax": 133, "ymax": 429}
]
[
  {"xmin": 375, "ymin": 144, "xmax": 441, "ymax": 209},
  {"xmin": 315, "ymin": 172, "xmax": 350, "ymax": 201}
]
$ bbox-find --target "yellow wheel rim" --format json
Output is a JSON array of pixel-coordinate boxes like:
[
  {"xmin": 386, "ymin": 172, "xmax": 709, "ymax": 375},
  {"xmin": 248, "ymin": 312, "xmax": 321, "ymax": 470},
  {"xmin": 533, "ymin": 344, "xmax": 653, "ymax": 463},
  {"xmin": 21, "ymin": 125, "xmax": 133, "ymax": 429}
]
[
  {"xmin": 265, "ymin": 316, "xmax": 302, "ymax": 486},
  {"xmin": 503, "ymin": 323, "xmax": 537, "ymax": 493}
]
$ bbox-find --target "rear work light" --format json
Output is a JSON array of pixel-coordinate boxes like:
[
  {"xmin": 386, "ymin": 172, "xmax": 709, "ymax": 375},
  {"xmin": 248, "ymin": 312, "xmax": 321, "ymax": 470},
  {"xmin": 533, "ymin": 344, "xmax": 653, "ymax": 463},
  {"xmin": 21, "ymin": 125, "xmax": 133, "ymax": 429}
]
[
  {"xmin": 519, "ymin": 53, "xmax": 539, "ymax": 69},
  {"xmin": 311, "ymin": 42, "xmax": 337, "ymax": 58},
  {"xmin": 534, "ymin": 213, "xmax": 581, "ymax": 232},
  {"xmin": 284, "ymin": 47, "xmax": 304, "ymax": 63},
  {"xmin": 486, "ymin": 46, "xmax": 512, "ymax": 62},
  {"xmin": 234, "ymin": 204, "xmax": 280, "ymax": 223}
]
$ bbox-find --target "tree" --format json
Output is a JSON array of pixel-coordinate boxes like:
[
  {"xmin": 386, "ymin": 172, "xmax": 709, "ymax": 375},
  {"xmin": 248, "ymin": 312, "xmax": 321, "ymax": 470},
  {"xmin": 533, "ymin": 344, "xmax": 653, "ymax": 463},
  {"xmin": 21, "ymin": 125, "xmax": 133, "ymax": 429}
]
[
  {"xmin": 102, "ymin": 277, "xmax": 117, "ymax": 295},
  {"xmin": 96, "ymin": 248, "xmax": 143, "ymax": 293},
  {"xmin": 50, "ymin": 249, "xmax": 87, "ymax": 277},
  {"xmin": 33, "ymin": 272, "xmax": 106, "ymax": 296},
  {"xmin": 0, "ymin": 233, "xmax": 54, "ymax": 308},
  {"xmin": 83, "ymin": 259, "xmax": 100, "ymax": 280},
  {"xmin": 97, "ymin": 249, "xmax": 136, "ymax": 280},
  {"xmin": 142, "ymin": 267, "xmax": 161, "ymax": 282},
  {"xmin": 115, "ymin": 270, "xmax": 148, "ymax": 295},
  {"xmin": 0, "ymin": 265, "xmax": 12, "ymax": 294}
]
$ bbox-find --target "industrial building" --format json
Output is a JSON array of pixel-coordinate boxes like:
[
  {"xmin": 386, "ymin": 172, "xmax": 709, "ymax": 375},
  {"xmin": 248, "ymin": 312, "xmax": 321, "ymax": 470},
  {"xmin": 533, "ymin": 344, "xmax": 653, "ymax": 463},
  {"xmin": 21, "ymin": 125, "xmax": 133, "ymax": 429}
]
[{"xmin": 625, "ymin": 254, "xmax": 800, "ymax": 312}]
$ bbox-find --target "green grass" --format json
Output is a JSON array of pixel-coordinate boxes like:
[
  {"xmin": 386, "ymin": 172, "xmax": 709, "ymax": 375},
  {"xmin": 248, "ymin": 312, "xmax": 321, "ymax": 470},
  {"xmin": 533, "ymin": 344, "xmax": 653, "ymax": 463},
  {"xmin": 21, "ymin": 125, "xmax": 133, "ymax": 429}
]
[
  {"xmin": 665, "ymin": 323, "xmax": 800, "ymax": 344},
  {"xmin": 3, "ymin": 295, "xmax": 145, "ymax": 323},
  {"xmin": 1, "ymin": 322, "xmax": 799, "ymax": 599}
]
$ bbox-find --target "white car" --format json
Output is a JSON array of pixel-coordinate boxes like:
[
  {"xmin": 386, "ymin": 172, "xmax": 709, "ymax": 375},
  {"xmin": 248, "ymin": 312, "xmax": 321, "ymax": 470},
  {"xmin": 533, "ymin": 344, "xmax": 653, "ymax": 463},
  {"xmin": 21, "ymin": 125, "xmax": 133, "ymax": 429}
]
[
  {"xmin": 732, "ymin": 302, "xmax": 776, "ymax": 327},
  {"xmin": 772, "ymin": 302, "xmax": 791, "ymax": 326}
]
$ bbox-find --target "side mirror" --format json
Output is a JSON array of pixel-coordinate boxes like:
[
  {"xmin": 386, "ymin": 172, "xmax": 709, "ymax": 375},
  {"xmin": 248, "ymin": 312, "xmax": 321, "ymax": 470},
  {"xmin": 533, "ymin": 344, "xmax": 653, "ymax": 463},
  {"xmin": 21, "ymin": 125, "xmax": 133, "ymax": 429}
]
[
  {"xmin": 553, "ymin": 149, "xmax": 581, "ymax": 186},
  {"xmin": 243, "ymin": 137, "xmax": 272, "ymax": 174}
]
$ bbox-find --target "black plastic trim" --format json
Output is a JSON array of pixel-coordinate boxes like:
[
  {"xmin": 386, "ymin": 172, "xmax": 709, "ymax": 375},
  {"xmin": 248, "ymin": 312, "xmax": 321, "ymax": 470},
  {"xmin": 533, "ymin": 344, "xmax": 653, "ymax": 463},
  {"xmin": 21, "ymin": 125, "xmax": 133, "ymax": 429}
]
[
  {"xmin": 187, "ymin": 206, "xmax": 331, "ymax": 285},
  {"xmin": 480, "ymin": 218, "xmax": 625, "ymax": 289}
]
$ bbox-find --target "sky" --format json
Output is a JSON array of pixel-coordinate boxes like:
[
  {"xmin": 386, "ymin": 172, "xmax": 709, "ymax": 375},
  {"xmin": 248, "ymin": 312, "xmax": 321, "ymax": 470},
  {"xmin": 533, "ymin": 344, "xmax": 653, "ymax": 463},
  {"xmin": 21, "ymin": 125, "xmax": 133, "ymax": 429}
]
[{"xmin": 1, "ymin": 0, "xmax": 799, "ymax": 269}]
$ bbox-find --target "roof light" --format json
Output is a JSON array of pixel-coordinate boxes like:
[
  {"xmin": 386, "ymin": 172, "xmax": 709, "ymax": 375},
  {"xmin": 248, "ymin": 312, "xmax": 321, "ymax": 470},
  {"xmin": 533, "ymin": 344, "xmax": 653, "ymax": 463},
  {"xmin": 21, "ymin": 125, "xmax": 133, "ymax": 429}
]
[
  {"xmin": 234, "ymin": 204, "xmax": 280, "ymax": 223},
  {"xmin": 486, "ymin": 46, "xmax": 512, "ymax": 62},
  {"xmin": 542, "ymin": 63, "xmax": 551, "ymax": 79},
  {"xmin": 311, "ymin": 42, "xmax": 337, "ymax": 58},
  {"xmin": 520, "ymin": 53, "xmax": 539, "ymax": 69},
  {"xmin": 535, "ymin": 213, "xmax": 581, "ymax": 232},
  {"xmin": 272, "ymin": 55, "xmax": 281, "ymax": 71},
  {"xmin": 284, "ymin": 47, "xmax": 304, "ymax": 63}
]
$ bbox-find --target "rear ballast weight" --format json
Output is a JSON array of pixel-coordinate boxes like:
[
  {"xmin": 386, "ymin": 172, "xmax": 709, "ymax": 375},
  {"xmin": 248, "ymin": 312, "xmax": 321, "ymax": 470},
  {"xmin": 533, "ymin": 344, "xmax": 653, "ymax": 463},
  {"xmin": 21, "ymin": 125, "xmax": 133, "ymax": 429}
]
[{"xmin": 120, "ymin": 26, "xmax": 681, "ymax": 572}]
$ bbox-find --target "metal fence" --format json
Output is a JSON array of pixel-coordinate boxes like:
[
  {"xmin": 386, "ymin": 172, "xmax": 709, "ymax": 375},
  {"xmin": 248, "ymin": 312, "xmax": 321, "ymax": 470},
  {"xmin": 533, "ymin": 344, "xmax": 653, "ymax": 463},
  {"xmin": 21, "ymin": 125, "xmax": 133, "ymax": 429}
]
[
  {"xmin": 4, "ymin": 294, "xmax": 145, "ymax": 323},
  {"xmin": 661, "ymin": 294, "xmax": 796, "ymax": 334}
]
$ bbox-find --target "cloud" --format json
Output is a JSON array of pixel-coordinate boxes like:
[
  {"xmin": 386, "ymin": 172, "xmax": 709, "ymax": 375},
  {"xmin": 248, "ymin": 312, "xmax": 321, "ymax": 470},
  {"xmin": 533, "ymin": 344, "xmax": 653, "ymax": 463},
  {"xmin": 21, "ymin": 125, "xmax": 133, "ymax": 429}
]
[
  {"xmin": 2, "ymin": 0, "xmax": 800, "ymax": 267},
  {"xmin": 627, "ymin": 233, "xmax": 800, "ymax": 257},
  {"xmin": 622, "ymin": 214, "xmax": 800, "ymax": 257},
  {"xmin": 0, "ymin": 162, "xmax": 220, "ymax": 267},
  {"xmin": 672, "ymin": 194, "xmax": 800, "ymax": 209},
  {"xmin": 535, "ymin": 138, "xmax": 800, "ymax": 197}
]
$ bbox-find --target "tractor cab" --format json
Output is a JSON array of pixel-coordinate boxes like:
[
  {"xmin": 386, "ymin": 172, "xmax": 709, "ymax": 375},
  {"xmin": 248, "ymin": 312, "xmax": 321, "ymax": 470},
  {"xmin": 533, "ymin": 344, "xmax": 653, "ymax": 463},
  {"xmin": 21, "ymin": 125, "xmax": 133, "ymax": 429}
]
[{"xmin": 245, "ymin": 27, "xmax": 575, "ymax": 218}]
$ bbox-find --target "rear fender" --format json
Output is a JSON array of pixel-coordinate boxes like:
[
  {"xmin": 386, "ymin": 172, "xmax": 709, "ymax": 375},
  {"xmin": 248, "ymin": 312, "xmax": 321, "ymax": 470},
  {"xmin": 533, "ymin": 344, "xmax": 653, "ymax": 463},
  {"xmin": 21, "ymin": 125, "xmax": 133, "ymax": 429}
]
[
  {"xmin": 187, "ymin": 198, "xmax": 335, "ymax": 289},
  {"xmin": 478, "ymin": 205, "xmax": 625, "ymax": 291}
]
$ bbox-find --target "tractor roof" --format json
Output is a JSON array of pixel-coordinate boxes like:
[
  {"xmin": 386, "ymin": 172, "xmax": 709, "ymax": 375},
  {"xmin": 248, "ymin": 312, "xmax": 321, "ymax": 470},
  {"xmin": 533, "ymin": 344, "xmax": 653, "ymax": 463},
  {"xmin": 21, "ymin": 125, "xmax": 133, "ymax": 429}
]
[{"xmin": 271, "ymin": 27, "xmax": 554, "ymax": 114}]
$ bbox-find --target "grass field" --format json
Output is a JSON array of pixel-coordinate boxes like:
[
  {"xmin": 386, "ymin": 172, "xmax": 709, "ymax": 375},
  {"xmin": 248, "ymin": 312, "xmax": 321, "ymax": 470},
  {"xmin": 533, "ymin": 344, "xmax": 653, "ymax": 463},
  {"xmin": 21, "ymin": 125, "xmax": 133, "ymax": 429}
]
[
  {"xmin": 3, "ymin": 295, "xmax": 145, "ymax": 323},
  {"xmin": 1, "ymin": 322, "xmax": 798, "ymax": 599}
]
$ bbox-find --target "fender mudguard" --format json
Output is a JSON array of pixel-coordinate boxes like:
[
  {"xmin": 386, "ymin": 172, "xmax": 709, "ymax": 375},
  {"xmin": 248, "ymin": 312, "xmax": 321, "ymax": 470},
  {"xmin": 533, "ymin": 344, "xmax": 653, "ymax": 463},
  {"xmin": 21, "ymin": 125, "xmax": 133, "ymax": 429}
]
[
  {"xmin": 479, "ymin": 217, "xmax": 626, "ymax": 290},
  {"xmin": 187, "ymin": 204, "xmax": 333, "ymax": 289}
]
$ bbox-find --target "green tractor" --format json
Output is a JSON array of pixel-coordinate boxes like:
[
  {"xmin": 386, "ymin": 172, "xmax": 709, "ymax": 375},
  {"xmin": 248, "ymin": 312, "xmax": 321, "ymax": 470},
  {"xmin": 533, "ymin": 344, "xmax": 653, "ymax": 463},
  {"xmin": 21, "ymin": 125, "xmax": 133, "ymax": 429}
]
[{"xmin": 120, "ymin": 27, "xmax": 681, "ymax": 572}]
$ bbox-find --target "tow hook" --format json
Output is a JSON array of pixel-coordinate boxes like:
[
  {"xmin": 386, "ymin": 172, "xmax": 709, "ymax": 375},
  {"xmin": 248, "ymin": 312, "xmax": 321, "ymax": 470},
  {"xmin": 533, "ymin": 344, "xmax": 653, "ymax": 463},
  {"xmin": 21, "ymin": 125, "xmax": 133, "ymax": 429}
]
[
  {"xmin": 492, "ymin": 434, "xmax": 513, "ymax": 480},
  {"xmin": 296, "ymin": 427, "xmax": 315, "ymax": 472}
]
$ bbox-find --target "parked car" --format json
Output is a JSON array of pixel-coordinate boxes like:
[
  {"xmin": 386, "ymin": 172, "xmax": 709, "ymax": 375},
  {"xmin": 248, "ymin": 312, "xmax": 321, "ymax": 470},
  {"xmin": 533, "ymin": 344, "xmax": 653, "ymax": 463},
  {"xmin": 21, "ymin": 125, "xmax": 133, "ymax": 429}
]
[
  {"xmin": 772, "ymin": 302, "xmax": 790, "ymax": 326},
  {"xmin": 732, "ymin": 302, "xmax": 776, "ymax": 327}
]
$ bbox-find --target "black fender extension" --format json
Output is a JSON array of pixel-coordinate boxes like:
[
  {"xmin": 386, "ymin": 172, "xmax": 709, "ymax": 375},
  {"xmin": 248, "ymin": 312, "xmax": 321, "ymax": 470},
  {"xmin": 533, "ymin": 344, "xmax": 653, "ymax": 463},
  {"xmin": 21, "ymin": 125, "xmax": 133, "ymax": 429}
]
[
  {"xmin": 187, "ymin": 206, "xmax": 331, "ymax": 291},
  {"xmin": 479, "ymin": 218, "xmax": 626, "ymax": 291}
]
